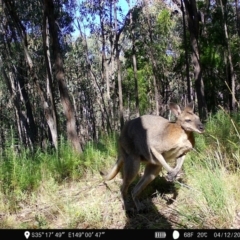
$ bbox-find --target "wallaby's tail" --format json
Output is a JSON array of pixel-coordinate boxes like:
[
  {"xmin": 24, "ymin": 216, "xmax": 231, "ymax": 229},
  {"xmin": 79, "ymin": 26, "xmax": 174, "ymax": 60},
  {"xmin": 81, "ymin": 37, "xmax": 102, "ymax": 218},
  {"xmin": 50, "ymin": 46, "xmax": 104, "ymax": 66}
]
[{"xmin": 100, "ymin": 157, "xmax": 123, "ymax": 181}]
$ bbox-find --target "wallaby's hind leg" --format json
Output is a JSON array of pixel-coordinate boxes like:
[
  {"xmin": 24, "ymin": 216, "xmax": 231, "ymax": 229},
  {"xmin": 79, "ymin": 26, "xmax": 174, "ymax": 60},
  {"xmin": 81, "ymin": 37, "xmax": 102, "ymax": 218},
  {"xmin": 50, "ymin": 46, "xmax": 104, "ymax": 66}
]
[
  {"xmin": 132, "ymin": 164, "xmax": 162, "ymax": 212},
  {"xmin": 121, "ymin": 154, "xmax": 140, "ymax": 212}
]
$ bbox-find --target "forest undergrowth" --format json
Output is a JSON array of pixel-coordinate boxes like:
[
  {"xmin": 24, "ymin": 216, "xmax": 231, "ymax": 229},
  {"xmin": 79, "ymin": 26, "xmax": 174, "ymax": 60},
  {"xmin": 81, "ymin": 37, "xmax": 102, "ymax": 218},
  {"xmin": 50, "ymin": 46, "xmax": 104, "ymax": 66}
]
[{"xmin": 1, "ymin": 110, "xmax": 240, "ymax": 229}]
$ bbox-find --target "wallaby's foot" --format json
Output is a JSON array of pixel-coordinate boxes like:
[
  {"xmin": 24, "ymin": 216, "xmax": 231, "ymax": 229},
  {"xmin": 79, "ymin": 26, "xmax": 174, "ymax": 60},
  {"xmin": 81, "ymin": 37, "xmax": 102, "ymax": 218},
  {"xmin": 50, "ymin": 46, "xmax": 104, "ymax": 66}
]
[
  {"xmin": 133, "ymin": 197, "xmax": 149, "ymax": 213},
  {"xmin": 165, "ymin": 170, "xmax": 183, "ymax": 182},
  {"xmin": 122, "ymin": 198, "xmax": 148, "ymax": 216},
  {"xmin": 122, "ymin": 201, "xmax": 137, "ymax": 217},
  {"xmin": 122, "ymin": 198, "xmax": 135, "ymax": 213},
  {"xmin": 125, "ymin": 207, "xmax": 138, "ymax": 217}
]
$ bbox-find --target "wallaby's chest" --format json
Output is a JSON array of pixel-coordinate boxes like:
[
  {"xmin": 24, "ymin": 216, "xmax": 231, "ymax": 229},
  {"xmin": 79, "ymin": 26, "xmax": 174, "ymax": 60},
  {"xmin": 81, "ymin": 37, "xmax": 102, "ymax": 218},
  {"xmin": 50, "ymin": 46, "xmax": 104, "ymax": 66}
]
[
  {"xmin": 150, "ymin": 127, "xmax": 195, "ymax": 162},
  {"xmin": 163, "ymin": 141, "xmax": 192, "ymax": 161}
]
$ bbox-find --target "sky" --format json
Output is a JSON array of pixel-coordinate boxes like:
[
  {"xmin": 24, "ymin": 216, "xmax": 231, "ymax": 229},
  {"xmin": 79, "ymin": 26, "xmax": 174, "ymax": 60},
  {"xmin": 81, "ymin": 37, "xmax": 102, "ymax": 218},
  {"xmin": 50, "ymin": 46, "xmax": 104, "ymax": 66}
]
[{"xmin": 72, "ymin": 0, "xmax": 138, "ymax": 39}]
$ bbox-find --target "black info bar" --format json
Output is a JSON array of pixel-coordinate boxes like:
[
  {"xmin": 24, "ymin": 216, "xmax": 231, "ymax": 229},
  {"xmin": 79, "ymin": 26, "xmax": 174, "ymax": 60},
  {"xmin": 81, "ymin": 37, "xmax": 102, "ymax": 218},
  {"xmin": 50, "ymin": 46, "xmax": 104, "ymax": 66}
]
[{"xmin": 0, "ymin": 229, "xmax": 239, "ymax": 240}]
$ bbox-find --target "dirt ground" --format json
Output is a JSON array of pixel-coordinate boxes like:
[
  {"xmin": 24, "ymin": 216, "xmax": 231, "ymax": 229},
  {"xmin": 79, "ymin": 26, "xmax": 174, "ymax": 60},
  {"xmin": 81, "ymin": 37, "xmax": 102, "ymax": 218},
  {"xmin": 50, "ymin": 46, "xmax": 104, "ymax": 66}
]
[{"xmin": 1, "ymin": 173, "xmax": 240, "ymax": 229}]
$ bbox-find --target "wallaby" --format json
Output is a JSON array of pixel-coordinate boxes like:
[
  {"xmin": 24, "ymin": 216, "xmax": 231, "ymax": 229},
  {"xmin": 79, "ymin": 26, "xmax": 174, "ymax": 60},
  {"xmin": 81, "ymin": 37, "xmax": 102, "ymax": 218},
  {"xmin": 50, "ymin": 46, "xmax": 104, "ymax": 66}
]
[{"xmin": 101, "ymin": 102, "xmax": 204, "ymax": 213}]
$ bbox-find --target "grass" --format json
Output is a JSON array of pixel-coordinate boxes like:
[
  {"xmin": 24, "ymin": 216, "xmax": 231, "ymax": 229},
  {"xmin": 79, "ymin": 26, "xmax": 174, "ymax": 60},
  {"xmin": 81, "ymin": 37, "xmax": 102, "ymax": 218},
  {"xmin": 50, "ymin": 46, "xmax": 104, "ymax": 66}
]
[
  {"xmin": 0, "ymin": 110, "xmax": 240, "ymax": 229},
  {"xmin": 174, "ymin": 109, "xmax": 240, "ymax": 229}
]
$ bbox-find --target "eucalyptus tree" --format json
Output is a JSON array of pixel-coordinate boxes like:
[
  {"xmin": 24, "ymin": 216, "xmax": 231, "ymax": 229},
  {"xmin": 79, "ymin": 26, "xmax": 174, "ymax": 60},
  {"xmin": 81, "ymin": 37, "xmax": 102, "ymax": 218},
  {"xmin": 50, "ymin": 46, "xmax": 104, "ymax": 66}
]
[
  {"xmin": 183, "ymin": 0, "xmax": 208, "ymax": 119},
  {"xmin": 43, "ymin": 0, "xmax": 82, "ymax": 153},
  {"xmin": 0, "ymin": 0, "xmax": 82, "ymax": 152},
  {"xmin": 122, "ymin": 1, "xmax": 181, "ymax": 116},
  {"xmin": 0, "ymin": 0, "xmax": 39, "ymax": 149},
  {"xmin": 218, "ymin": 0, "xmax": 237, "ymax": 111},
  {"xmin": 76, "ymin": 0, "xmax": 138, "ymax": 131},
  {"xmin": 172, "ymin": 0, "xmax": 240, "ymax": 115}
]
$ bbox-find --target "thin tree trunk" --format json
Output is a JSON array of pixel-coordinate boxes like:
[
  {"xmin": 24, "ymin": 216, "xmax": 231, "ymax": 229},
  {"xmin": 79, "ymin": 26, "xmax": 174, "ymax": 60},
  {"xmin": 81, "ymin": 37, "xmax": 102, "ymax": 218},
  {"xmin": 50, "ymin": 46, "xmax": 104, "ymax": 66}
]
[
  {"xmin": 181, "ymin": 0, "xmax": 191, "ymax": 103},
  {"xmin": 1, "ymin": 68, "xmax": 23, "ymax": 145},
  {"xmin": 45, "ymin": 0, "xmax": 82, "ymax": 153},
  {"xmin": 77, "ymin": 21, "xmax": 112, "ymax": 134},
  {"xmin": 42, "ymin": 6, "xmax": 58, "ymax": 149},
  {"xmin": 128, "ymin": 1, "xmax": 139, "ymax": 117},
  {"xmin": 235, "ymin": 0, "xmax": 240, "ymax": 36},
  {"xmin": 114, "ymin": 1, "xmax": 124, "ymax": 129},
  {"xmin": 183, "ymin": 0, "xmax": 208, "ymax": 120},
  {"xmin": 219, "ymin": 0, "xmax": 237, "ymax": 111},
  {"xmin": 99, "ymin": 3, "xmax": 110, "ymax": 100},
  {"xmin": 144, "ymin": 0, "xmax": 159, "ymax": 115}
]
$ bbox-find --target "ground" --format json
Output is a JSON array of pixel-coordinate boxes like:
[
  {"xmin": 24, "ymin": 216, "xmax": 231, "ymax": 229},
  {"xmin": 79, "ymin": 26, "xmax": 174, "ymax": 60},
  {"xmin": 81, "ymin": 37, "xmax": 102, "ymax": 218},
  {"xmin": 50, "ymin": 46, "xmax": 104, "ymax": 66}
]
[{"xmin": 1, "ymin": 172, "xmax": 240, "ymax": 229}]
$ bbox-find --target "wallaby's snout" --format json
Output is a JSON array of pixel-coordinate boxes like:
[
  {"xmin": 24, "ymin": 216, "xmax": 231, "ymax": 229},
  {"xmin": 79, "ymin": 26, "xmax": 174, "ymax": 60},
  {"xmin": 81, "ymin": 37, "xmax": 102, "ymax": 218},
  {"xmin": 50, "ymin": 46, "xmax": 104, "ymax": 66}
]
[
  {"xmin": 194, "ymin": 117, "xmax": 204, "ymax": 134},
  {"xmin": 198, "ymin": 123, "xmax": 204, "ymax": 133}
]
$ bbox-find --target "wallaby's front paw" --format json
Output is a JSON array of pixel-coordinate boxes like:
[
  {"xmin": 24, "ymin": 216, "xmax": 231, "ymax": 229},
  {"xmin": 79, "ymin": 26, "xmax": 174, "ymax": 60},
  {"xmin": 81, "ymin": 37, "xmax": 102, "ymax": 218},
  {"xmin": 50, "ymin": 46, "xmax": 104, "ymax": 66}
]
[
  {"xmin": 165, "ymin": 170, "xmax": 183, "ymax": 182},
  {"xmin": 165, "ymin": 172, "xmax": 177, "ymax": 182}
]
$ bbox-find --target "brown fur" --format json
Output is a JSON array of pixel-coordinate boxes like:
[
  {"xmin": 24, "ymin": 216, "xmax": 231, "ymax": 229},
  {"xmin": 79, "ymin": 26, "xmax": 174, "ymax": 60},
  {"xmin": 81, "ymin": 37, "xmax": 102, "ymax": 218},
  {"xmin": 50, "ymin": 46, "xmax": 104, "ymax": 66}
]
[{"xmin": 101, "ymin": 102, "xmax": 204, "ymax": 213}]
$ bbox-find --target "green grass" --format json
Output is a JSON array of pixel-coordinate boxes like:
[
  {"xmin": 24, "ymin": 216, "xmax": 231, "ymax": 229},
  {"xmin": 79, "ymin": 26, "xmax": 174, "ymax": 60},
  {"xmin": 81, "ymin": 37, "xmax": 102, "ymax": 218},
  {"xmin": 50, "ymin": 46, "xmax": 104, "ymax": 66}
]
[
  {"xmin": 1, "ymin": 110, "xmax": 240, "ymax": 229},
  {"xmin": 0, "ymin": 133, "xmax": 118, "ymax": 196},
  {"xmin": 173, "ymin": 109, "xmax": 240, "ymax": 228}
]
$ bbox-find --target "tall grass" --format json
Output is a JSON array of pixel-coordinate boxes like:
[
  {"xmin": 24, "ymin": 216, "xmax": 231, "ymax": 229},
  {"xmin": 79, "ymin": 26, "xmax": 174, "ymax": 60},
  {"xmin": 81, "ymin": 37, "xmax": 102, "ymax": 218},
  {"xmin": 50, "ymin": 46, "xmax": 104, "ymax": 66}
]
[
  {"xmin": 175, "ymin": 109, "xmax": 240, "ymax": 228},
  {"xmin": 0, "ymin": 133, "xmax": 118, "ymax": 196},
  {"xmin": 1, "ymin": 110, "xmax": 240, "ymax": 229}
]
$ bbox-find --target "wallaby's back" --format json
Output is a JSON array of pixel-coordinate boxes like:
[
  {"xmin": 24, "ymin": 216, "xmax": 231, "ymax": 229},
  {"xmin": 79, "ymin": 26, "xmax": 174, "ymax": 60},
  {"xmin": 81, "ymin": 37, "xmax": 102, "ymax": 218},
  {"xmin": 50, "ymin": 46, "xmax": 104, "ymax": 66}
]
[{"xmin": 119, "ymin": 115, "xmax": 194, "ymax": 163}]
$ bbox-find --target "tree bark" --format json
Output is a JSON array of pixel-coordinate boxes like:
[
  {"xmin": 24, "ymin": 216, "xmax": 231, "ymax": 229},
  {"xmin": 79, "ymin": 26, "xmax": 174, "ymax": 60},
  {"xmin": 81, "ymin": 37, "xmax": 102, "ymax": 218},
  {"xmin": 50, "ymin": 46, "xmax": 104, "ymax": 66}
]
[
  {"xmin": 42, "ymin": 5, "xmax": 59, "ymax": 149},
  {"xmin": 114, "ymin": 1, "xmax": 124, "ymax": 129},
  {"xmin": 183, "ymin": 0, "xmax": 208, "ymax": 120},
  {"xmin": 77, "ymin": 20, "xmax": 112, "ymax": 134},
  {"xmin": 144, "ymin": 0, "xmax": 159, "ymax": 115},
  {"xmin": 128, "ymin": 1, "xmax": 139, "ymax": 117},
  {"xmin": 45, "ymin": 0, "xmax": 82, "ymax": 153},
  {"xmin": 219, "ymin": 0, "xmax": 237, "ymax": 111},
  {"xmin": 181, "ymin": 0, "xmax": 191, "ymax": 103},
  {"xmin": 2, "ymin": 0, "xmax": 39, "ymax": 148}
]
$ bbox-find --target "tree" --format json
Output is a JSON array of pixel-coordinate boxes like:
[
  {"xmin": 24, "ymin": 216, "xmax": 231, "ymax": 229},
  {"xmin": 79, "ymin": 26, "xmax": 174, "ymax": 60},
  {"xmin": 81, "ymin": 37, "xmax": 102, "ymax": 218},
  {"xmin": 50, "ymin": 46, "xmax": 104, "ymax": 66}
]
[
  {"xmin": 183, "ymin": 0, "xmax": 208, "ymax": 119},
  {"xmin": 219, "ymin": 0, "xmax": 237, "ymax": 111},
  {"xmin": 44, "ymin": 0, "xmax": 82, "ymax": 153}
]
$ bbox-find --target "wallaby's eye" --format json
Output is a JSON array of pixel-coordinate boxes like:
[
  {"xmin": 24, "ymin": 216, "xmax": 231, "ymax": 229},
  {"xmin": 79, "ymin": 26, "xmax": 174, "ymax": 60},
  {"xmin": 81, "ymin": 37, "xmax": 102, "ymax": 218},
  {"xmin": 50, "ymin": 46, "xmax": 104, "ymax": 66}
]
[{"xmin": 185, "ymin": 119, "xmax": 191, "ymax": 123}]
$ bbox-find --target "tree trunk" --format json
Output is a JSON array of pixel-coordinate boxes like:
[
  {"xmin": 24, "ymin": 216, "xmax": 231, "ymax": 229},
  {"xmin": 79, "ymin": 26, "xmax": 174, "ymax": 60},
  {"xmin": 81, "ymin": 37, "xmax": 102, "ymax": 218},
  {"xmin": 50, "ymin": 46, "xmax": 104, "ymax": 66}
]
[
  {"xmin": 144, "ymin": 0, "xmax": 159, "ymax": 115},
  {"xmin": 1, "ymin": 67, "xmax": 23, "ymax": 145},
  {"xmin": 219, "ymin": 0, "xmax": 237, "ymax": 111},
  {"xmin": 128, "ymin": 1, "xmax": 139, "ymax": 117},
  {"xmin": 77, "ymin": 20, "xmax": 112, "ymax": 135},
  {"xmin": 42, "ymin": 5, "xmax": 59, "ymax": 150},
  {"xmin": 2, "ymin": 1, "xmax": 38, "ymax": 148},
  {"xmin": 235, "ymin": 0, "xmax": 240, "ymax": 36},
  {"xmin": 183, "ymin": 0, "xmax": 208, "ymax": 120},
  {"xmin": 114, "ymin": 1, "xmax": 124, "ymax": 129},
  {"xmin": 45, "ymin": 0, "xmax": 82, "ymax": 153},
  {"xmin": 181, "ymin": 0, "xmax": 191, "ymax": 103}
]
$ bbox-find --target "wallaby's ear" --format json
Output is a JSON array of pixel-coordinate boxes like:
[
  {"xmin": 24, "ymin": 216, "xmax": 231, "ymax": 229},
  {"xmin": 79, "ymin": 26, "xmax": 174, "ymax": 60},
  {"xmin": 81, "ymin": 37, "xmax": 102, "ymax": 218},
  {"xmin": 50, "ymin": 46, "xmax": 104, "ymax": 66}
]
[
  {"xmin": 185, "ymin": 101, "xmax": 194, "ymax": 112},
  {"xmin": 169, "ymin": 103, "xmax": 181, "ymax": 117}
]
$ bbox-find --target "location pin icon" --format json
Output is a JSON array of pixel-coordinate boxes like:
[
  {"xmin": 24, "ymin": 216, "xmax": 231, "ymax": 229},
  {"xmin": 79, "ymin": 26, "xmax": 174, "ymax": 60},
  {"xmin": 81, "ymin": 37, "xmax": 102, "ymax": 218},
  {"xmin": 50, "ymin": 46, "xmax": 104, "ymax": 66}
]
[{"xmin": 24, "ymin": 231, "xmax": 30, "ymax": 239}]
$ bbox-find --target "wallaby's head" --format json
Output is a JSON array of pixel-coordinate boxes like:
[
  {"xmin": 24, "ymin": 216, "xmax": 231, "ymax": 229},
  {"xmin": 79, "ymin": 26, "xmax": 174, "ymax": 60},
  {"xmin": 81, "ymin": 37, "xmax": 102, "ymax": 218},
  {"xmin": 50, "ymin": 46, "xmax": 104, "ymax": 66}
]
[{"xmin": 169, "ymin": 102, "xmax": 204, "ymax": 134}]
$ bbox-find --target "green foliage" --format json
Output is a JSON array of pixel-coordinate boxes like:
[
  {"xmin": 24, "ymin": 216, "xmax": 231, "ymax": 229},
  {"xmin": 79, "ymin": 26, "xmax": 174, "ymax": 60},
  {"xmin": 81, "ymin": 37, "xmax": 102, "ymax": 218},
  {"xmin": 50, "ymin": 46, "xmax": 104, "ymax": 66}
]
[
  {"xmin": 177, "ymin": 160, "xmax": 232, "ymax": 228},
  {"xmin": 1, "ymin": 110, "xmax": 240, "ymax": 228},
  {"xmin": 157, "ymin": 9, "xmax": 172, "ymax": 35},
  {"xmin": 0, "ymin": 134, "xmax": 118, "ymax": 196},
  {"xmin": 124, "ymin": 67, "xmax": 150, "ymax": 114},
  {"xmin": 196, "ymin": 109, "xmax": 240, "ymax": 170},
  {"xmin": 175, "ymin": 109, "xmax": 240, "ymax": 228},
  {"xmin": 201, "ymin": 46, "xmax": 222, "ymax": 69},
  {"xmin": 81, "ymin": 132, "xmax": 118, "ymax": 171}
]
